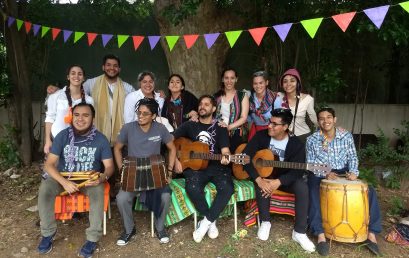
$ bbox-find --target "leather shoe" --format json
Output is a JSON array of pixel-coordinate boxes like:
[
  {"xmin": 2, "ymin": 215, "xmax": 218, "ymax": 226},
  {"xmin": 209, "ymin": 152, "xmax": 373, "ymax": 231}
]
[
  {"xmin": 316, "ymin": 241, "xmax": 329, "ymax": 256},
  {"xmin": 364, "ymin": 239, "xmax": 381, "ymax": 256}
]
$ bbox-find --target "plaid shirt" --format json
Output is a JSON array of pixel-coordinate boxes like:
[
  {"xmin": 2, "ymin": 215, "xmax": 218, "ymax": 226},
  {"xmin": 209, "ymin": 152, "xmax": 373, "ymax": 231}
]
[{"xmin": 306, "ymin": 127, "xmax": 359, "ymax": 177}]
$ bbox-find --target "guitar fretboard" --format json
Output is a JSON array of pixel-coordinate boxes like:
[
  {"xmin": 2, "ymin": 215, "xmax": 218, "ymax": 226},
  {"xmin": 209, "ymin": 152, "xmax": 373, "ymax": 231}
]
[
  {"xmin": 191, "ymin": 152, "xmax": 224, "ymax": 161},
  {"xmin": 261, "ymin": 160, "xmax": 308, "ymax": 170}
]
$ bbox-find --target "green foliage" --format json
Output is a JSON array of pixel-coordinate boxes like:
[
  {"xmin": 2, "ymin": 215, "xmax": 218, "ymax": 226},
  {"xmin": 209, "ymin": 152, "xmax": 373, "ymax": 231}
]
[
  {"xmin": 385, "ymin": 174, "xmax": 401, "ymax": 189},
  {"xmin": 388, "ymin": 196, "xmax": 405, "ymax": 216},
  {"xmin": 0, "ymin": 125, "xmax": 21, "ymax": 170},
  {"xmin": 0, "ymin": 33, "xmax": 11, "ymax": 108},
  {"xmin": 358, "ymin": 167, "xmax": 378, "ymax": 188},
  {"xmin": 162, "ymin": 0, "xmax": 203, "ymax": 26},
  {"xmin": 359, "ymin": 129, "xmax": 399, "ymax": 165},
  {"xmin": 271, "ymin": 241, "xmax": 308, "ymax": 258}
]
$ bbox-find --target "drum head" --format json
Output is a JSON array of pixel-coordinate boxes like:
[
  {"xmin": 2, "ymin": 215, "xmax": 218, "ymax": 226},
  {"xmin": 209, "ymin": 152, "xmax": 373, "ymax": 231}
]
[{"xmin": 321, "ymin": 178, "xmax": 365, "ymax": 185}]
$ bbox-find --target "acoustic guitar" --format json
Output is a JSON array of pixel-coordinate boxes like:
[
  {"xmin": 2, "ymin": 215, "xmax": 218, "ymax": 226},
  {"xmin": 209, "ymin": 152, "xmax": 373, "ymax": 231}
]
[
  {"xmin": 232, "ymin": 143, "xmax": 332, "ymax": 180},
  {"xmin": 174, "ymin": 137, "xmax": 250, "ymax": 171}
]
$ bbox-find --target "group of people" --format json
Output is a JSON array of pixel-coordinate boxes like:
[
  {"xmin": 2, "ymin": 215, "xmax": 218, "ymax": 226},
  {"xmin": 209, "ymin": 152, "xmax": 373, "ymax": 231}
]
[{"xmin": 37, "ymin": 54, "xmax": 382, "ymax": 257}]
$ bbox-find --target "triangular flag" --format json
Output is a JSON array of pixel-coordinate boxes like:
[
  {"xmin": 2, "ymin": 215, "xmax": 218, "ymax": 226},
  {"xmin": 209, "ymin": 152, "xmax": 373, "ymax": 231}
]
[
  {"xmin": 132, "ymin": 36, "xmax": 144, "ymax": 50},
  {"xmin": 16, "ymin": 19, "xmax": 23, "ymax": 31},
  {"xmin": 41, "ymin": 26, "xmax": 50, "ymax": 38},
  {"xmin": 400, "ymin": 1, "xmax": 409, "ymax": 13},
  {"xmin": 33, "ymin": 24, "xmax": 40, "ymax": 36},
  {"xmin": 363, "ymin": 5, "xmax": 390, "ymax": 29},
  {"xmin": 63, "ymin": 30, "xmax": 73, "ymax": 43},
  {"xmin": 301, "ymin": 18, "xmax": 323, "ymax": 38},
  {"xmin": 117, "ymin": 35, "xmax": 129, "ymax": 48},
  {"xmin": 148, "ymin": 36, "xmax": 161, "ymax": 50},
  {"xmin": 74, "ymin": 32, "xmax": 85, "ymax": 43},
  {"xmin": 165, "ymin": 35, "xmax": 179, "ymax": 51},
  {"xmin": 225, "ymin": 30, "xmax": 242, "ymax": 48},
  {"xmin": 183, "ymin": 34, "xmax": 199, "ymax": 49},
  {"xmin": 51, "ymin": 28, "xmax": 61, "ymax": 40},
  {"xmin": 204, "ymin": 33, "xmax": 220, "ymax": 49},
  {"xmin": 101, "ymin": 34, "xmax": 113, "ymax": 47},
  {"xmin": 24, "ymin": 22, "xmax": 32, "ymax": 33},
  {"xmin": 248, "ymin": 27, "xmax": 268, "ymax": 46},
  {"xmin": 332, "ymin": 12, "xmax": 356, "ymax": 32},
  {"xmin": 87, "ymin": 33, "xmax": 97, "ymax": 46},
  {"xmin": 7, "ymin": 17, "xmax": 15, "ymax": 27},
  {"xmin": 272, "ymin": 23, "xmax": 293, "ymax": 42}
]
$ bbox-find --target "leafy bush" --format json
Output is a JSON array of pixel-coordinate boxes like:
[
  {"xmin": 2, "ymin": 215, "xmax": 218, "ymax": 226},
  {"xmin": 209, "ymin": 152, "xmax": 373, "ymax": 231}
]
[
  {"xmin": 388, "ymin": 196, "xmax": 405, "ymax": 216},
  {"xmin": 358, "ymin": 167, "xmax": 378, "ymax": 188},
  {"xmin": 0, "ymin": 124, "xmax": 21, "ymax": 170}
]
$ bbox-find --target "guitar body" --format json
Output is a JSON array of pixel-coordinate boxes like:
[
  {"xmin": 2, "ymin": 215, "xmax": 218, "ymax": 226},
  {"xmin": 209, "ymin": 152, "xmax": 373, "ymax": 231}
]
[
  {"xmin": 232, "ymin": 144, "xmax": 250, "ymax": 180},
  {"xmin": 252, "ymin": 149, "xmax": 276, "ymax": 177},
  {"xmin": 174, "ymin": 137, "xmax": 209, "ymax": 171}
]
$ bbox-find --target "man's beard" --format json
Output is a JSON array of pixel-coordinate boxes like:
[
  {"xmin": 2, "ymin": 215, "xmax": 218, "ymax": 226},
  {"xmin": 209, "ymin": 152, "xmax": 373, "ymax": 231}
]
[
  {"xmin": 199, "ymin": 111, "xmax": 212, "ymax": 119},
  {"xmin": 73, "ymin": 124, "xmax": 93, "ymax": 136},
  {"xmin": 104, "ymin": 70, "xmax": 119, "ymax": 80}
]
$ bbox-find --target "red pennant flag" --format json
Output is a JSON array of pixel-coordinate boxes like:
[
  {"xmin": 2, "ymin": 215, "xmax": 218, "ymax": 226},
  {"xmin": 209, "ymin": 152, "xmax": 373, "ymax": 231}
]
[
  {"xmin": 332, "ymin": 12, "xmax": 356, "ymax": 32},
  {"xmin": 51, "ymin": 28, "xmax": 61, "ymax": 40},
  {"xmin": 132, "ymin": 36, "xmax": 144, "ymax": 50},
  {"xmin": 87, "ymin": 33, "xmax": 98, "ymax": 46},
  {"xmin": 248, "ymin": 27, "xmax": 268, "ymax": 46},
  {"xmin": 24, "ymin": 21, "xmax": 32, "ymax": 33},
  {"xmin": 183, "ymin": 34, "xmax": 199, "ymax": 49}
]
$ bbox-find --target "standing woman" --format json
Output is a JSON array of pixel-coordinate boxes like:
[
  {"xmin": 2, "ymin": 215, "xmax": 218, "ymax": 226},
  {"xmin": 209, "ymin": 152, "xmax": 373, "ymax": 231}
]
[
  {"xmin": 44, "ymin": 65, "xmax": 94, "ymax": 154},
  {"xmin": 214, "ymin": 68, "xmax": 249, "ymax": 152},
  {"xmin": 275, "ymin": 68, "xmax": 318, "ymax": 143},
  {"xmin": 161, "ymin": 74, "xmax": 198, "ymax": 129},
  {"xmin": 248, "ymin": 71, "xmax": 277, "ymax": 141}
]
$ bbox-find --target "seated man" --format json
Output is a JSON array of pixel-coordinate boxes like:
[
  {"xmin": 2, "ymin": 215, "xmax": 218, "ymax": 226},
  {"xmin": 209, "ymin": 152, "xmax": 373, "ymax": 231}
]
[
  {"xmin": 114, "ymin": 98, "xmax": 177, "ymax": 245},
  {"xmin": 38, "ymin": 103, "xmax": 114, "ymax": 258},
  {"xmin": 173, "ymin": 95, "xmax": 233, "ymax": 243},
  {"xmin": 306, "ymin": 107, "xmax": 382, "ymax": 256},
  {"xmin": 243, "ymin": 108, "xmax": 315, "ymax": 252}
]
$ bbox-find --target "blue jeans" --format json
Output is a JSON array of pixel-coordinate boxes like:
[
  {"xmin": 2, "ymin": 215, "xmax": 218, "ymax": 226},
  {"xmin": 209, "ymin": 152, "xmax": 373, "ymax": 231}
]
[{"xmin": 308, "ymin": 175, "xmax": 382, "ymax": 236}]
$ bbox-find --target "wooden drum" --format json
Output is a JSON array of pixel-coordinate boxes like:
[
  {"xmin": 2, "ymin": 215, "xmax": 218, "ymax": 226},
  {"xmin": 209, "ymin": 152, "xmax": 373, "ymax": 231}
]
[{"xmin": 320, "ymin": 178, "xmax": 369, "ymax": 243}]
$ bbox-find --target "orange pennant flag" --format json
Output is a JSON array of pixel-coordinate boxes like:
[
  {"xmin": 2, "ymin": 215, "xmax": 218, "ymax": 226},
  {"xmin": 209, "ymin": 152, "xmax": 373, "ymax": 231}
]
[
  {"xmin": 24, "ymin": 21, "xmax": 32, "ymax": 33},
  {"xmin": 132, "ymin": 36, "xmax": 144, "ymax": 50},
  {"xmin": 183, "ymin": 34, "xmax": 199, "ymax": 49},
  {"xmin": 51, "ymin": 28, "xmax": 61, "ymax": 40},
  {"xmin": 87, "ymin": 33, "xmax": 98, "ymax": 46},
  {"xmin": 248, "ymin": 27, "xmax": 268, "ymax": 46},
  {"xmin": 332, "ymin": 12, "xmax": 356, "ymax": 32}
]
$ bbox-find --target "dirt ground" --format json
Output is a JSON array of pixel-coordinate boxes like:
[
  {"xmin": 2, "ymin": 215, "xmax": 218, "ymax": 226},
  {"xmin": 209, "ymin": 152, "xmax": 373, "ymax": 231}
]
[{"xmin": 0, "ymin": 164, "xmax": 408, "ymax": 258}]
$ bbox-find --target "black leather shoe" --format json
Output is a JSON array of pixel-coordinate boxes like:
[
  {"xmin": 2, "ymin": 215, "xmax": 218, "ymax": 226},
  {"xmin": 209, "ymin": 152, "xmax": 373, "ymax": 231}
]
[
  {"xmin": 316, "ymin": 241, "xmax": 329, "ymax": 256},
  {"xmin": 364, "ymin": 239, "xmax": 381, "ymax": 256}
]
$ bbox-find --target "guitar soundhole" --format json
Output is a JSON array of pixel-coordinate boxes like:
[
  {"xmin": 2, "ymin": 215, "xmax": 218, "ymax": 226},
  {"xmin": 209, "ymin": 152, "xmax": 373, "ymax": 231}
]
[{"xmin": 255, "ymin": 158, "xmax": 263, "ymax": 167}]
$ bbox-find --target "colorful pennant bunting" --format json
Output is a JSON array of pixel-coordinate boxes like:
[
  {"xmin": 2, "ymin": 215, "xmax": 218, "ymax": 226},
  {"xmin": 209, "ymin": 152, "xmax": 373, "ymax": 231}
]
[
  {"xmin": 32, "ymin": 24, "xmax": 40, "ymax": 36},
  {"xmin": 51, "ymin": 28, "xmax": 61, "ymax": 40},
  {"xmin": 165, "ymin": 36, "xmax": 179, "ymax": 51},
  {"xmin": 87, "ymin": 33, "xmax": 98, "ymax": 46},
  {"xmin": 400, "ymin": 1, "xmax": 409, "ymax": 13},
  {"xmin": 148, "ymin": 36, "xmax": 161, "ymax": 50},
  {"xmin": 74, "ymin": 32, "xmax": 85, "ymax": 43},
  {"xmin": 364, "ymin": 5, "xmax": 390, "ymax": 29},
  {"xmin": 16, "ymin": 19, "xmax": 23, "ymax": 31},
  {"xmin": 183, "ymin": 34, "xmax": 199, "ymax": 49},
  {"xmin": 63, "ymin": 30, "xmax": 73, "ymax": 43},
  {"xmin": 225, "ymin": 30, "xmax": 242, "ymax": 48},
  {"xmin": 248, "ymin": 27, "xmax": 268, "ymax": 46},
  {"xmin": 7, "ymin": 17, "xmax": 15, "ymax": 27},
  {"xmin": 332, "ymin": 12, "xmax": 356, "ymax": 32},
  {"xmin": 117, "ymin": 35, "xmax": 129, "ymax": 48},
  {"xmin": 101, "ymin": 34, "xmax": 113, "ymax": 47},
  {"xmin": 301, "ymin": 18, "xmax": 323, "ymax": 38},
  {"xmin": 24, "ymin": 22, "xmax": 32, "ymax": 33},
  {"xmin": 272, "ymin": 23, "xmax": 293, "ymax": 42},
  {"xmin": 41, "ymin": 26, "xmax": 50, "ymax": 38},
  {"xmin": 204, "ymin": 33, "xmax": 220, "ymax": 49},
  {"xmin": 132, "ymin": 36, "xmax": 144, "ymax": 50}
]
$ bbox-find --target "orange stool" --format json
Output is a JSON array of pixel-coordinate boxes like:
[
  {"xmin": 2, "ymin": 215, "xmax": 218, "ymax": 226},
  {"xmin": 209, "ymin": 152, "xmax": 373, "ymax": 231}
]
[{"xmin": 54, "ymin": 182, "xmax": 111, "ymax": 235}]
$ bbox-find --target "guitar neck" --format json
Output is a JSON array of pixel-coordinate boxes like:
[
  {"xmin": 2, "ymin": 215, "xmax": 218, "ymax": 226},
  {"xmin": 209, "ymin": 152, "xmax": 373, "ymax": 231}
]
[
  {"xmin": 191, "ymin": 152, "xmax": 225, "ymax": 161},
  {"xmin": 262, "ymin": 160, "xmax": 309, "ymax": 170}
]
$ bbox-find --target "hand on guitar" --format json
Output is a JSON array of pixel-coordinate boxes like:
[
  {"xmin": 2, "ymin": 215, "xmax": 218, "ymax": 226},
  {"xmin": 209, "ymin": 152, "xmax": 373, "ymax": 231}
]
[
  {"xmin": 220, "ymin": 155, "xmax": 230, "ymax": 165},
  {"xmin": 61, "ymin": 178, "xmax": 79, "ymax": 195},
  {"xmin": 346, "ymin": 172, "xmax": 358, "ymax": 181}
]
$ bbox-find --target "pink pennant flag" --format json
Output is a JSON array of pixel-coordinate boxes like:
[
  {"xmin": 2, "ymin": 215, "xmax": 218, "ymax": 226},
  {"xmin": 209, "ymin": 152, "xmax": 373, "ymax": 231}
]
[
  {"xmin": 248, "ymin": 27, "xmax": 268, "ymax": 46},
  {"xmin": 87, "ymin": 33, "xmax": 98, "ymax": 46},
  {"xmin": 51, "ymin": 28, "xmax": 61, "ymax": 40},
  {"xmin": 63, "ymin": 30, "xmax": 72, "ymax": 42},
  {"xmin": 132, "ymin": 36, "xmax": 144, "ymax": 50},
  {"xmin": 183, "ymin": 34, "xmax": 199, "ymax": 49},
  {"xmin": 332, "ymin": 12, "xmax": 356, "ymax": 32},
  {"xmin": 272, "ymin": 23, "xmax": 293, "ymax": 42},
  {"xmin": 33, "ymin": 24, "xmax": 41, "ymax": 36},
  {"xmin": 7, "ymin": 17, "xmax": 15, "ymax": 27},
  {"xmin": 101, "ymin": 34, "xmax": 113, "ymax": 47},
  {"xmin": 148, "ymin": 36, "xmax": 161, "ymax": 50},
  {"xmin": 204, "ymin": 33, "xmax": 220, "ymax": 49},
  {"xmin": 363, "ymin": 5, "xmax": 390, "ymax": 29},
  {"xmin": 24, "ymin": 22, "xmax": 32, "ymax": 33}
]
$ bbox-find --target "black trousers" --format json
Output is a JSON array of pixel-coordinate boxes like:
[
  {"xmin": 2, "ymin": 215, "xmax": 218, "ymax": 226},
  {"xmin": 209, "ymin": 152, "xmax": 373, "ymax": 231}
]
[
  {"xmin": 256, "ymin": 177, "xmax": 309, "ymax": 233},
  {"xmin": 184, "ymin": 165, "xmax": 234, "ymax": 222}
]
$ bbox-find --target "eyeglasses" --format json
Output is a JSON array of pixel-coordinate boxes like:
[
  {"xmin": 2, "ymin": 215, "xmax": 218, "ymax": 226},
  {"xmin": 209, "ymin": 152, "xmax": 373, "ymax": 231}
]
[
  {"xmin": 137, "ymin": 111, "xmax": 152, "ymax": 117},
  {"xmin": 269, "ymin": 122, "xmax": 285, "ymax": 127}
]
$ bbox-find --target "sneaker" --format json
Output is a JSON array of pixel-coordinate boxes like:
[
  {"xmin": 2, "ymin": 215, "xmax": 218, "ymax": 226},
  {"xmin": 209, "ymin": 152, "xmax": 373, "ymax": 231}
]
[
  {"xmin": 292, "ymin": 230, "xmax": 316, "ymax": 253},
  {"xmin": 257, "ymin": 221, "xmax": 271, "ymax": 241},
  {"xmin": 78, "ymin": 240, "xmax": 97, "ymax": 258},
  {"xmin": 208, "ymin": 220, "xmax": 219, "ymax": 239},
  {"xmin": 193, "ymin": 217, "xmax": 211, "ymax": 243},
  {"xmin": 37, "ymin": 232, "xmax": 55, "ymax": 254},
  {"xmin": 156, "ymin": 229, "xmax": 170, "ymax": 244},
  {"xmin": 116, "ymin": 227, "xmax": 136, "ymax": 246}
]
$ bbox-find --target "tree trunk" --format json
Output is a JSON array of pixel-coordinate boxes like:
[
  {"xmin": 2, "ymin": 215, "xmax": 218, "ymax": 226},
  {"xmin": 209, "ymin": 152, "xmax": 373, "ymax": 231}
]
[
  {"xmin": 153, "ymin": 0, "xmax": 244, "ymax": 96},
  {"xmin": 2, "ymin": 0, "xmax": 33, "ymax": 166}
]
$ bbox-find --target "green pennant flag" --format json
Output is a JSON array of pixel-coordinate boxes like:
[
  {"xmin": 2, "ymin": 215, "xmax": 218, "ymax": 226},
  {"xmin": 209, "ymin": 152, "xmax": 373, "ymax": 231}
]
[
  {"xmin": 41, "ymin": 26, "xmax": 50, "ymax": 38},
  {"xmin": 16, "ymin": 19, "xmax": 23, "ymax": 31},
  {"xmin": 74, "ymin": 32, "xmax": 85, "ymax": 43},
  {"xmin": 225, "ymin": 30, "xmax": 243, "ymax": 47},
  {"xmin": 165, "ymin": 36, "xmax": 179, "ymax": 51},
  {"xmin": 301, "ymin": 18, "xmax": 323, "ymax": 38},
  {"xmin": 400, "ymin": 1, "xmax": 409, "ymax": 13},
  {"xmin": 117, "ymin": 35, "xmax": 129, "ymax": 48}
]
